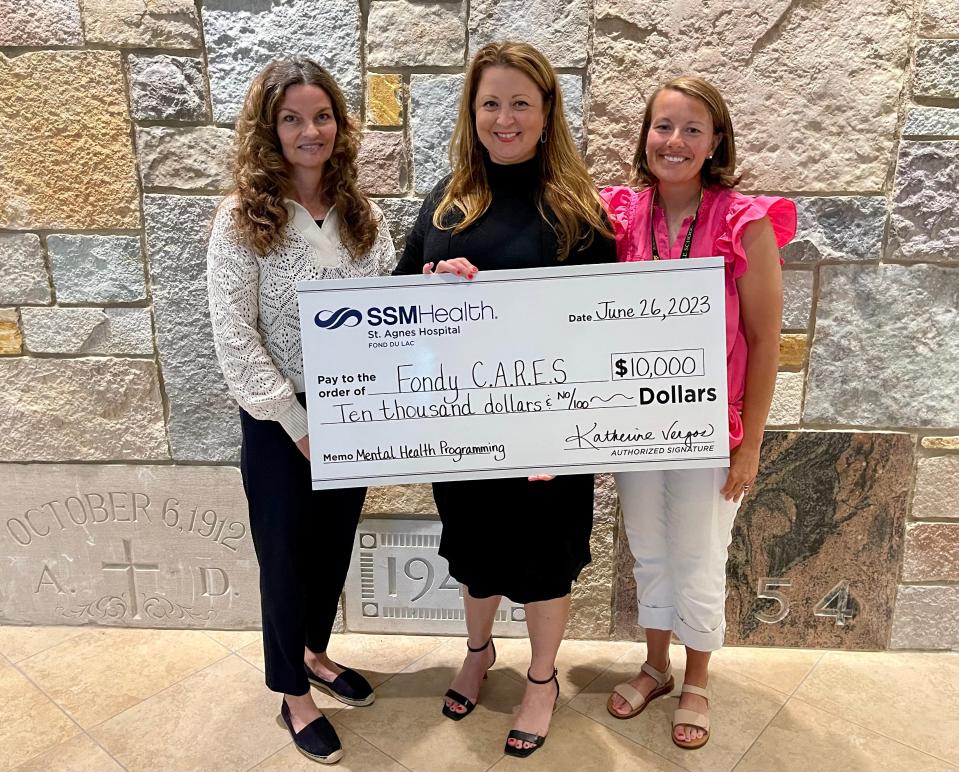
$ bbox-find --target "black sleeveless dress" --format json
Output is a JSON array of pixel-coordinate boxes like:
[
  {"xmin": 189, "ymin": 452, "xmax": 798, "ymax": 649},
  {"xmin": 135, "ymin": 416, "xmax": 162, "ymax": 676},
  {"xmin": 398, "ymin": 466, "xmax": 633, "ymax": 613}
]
[{"xmin": 393, "ymin": 154, "xmax": 616, "ymax": 603}]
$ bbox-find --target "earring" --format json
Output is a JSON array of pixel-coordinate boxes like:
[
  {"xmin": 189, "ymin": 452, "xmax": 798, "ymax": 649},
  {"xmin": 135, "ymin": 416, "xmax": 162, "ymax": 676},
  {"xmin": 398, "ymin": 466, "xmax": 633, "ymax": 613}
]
[{"xmin": 540, "ymin": 128, "xmax": 547, "ymax": 144}]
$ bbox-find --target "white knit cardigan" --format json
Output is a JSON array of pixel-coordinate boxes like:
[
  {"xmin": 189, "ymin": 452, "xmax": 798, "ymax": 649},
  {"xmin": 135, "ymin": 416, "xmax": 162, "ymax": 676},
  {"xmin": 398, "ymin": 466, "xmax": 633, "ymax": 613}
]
[{"xmin": 207, "ymin": 197, "xmax": 395, "ymax": 440}]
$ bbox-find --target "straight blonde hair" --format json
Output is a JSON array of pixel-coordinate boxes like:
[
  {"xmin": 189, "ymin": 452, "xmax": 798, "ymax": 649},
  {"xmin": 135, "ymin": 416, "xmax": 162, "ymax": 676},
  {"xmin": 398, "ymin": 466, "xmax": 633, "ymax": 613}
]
[{"xmin": 433, "ymin": 41, "xmax": 611, "ymax": 259}]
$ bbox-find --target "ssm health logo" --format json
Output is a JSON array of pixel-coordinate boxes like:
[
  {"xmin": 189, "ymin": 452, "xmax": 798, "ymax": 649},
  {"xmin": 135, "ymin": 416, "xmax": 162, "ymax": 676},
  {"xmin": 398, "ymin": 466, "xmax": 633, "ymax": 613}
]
[{"xmin": 314, "ymin": 307, "xmax": 363, "ymax": 330}]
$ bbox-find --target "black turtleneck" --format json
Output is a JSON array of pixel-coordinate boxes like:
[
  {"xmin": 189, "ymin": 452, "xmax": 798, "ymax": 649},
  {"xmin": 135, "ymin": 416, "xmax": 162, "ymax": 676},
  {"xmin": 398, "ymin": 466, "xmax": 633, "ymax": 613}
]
[{"xmin": 393, "ymin": 153, "xmax": 615, "ymax": 275}]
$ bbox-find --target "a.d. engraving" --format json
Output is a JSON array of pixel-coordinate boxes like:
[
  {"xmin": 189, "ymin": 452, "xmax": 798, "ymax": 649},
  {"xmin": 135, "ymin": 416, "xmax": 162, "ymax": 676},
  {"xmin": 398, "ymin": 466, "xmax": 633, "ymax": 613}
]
[
  {"xmin": 2, "ymin": 465, "xmax": 260, "ymax": 629},
  {"xmin": 101, "ymin": 538, "xmax": 159, "ymax": 619},
  {"xmin": 55, "ymin": 537, "xmax": 215, "ymax": 623},
  {"xmin": 198, "ymin": 567, "xmax": 231, "ymax": 597},
  {"xmin": 35, "ymin": 563, "xmax": 68, "ymax": 595}
]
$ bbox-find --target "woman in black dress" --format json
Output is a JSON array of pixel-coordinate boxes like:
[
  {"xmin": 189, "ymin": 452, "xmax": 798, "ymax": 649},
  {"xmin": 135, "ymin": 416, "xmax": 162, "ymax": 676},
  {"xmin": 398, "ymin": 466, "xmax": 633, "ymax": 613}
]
[{"xmin": 393, "ymin": 41, "xmax": 615, "ymax": 758}]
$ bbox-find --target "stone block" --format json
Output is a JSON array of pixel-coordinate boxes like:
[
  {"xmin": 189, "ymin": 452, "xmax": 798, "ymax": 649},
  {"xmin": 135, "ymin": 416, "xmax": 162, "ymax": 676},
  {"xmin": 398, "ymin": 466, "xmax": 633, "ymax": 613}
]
[
  {"xmin": 610, "ymin": 505, "xmax": 638, "ymax": 640},
  {"xmin": 904, "ymin": 107, "xmax": 959, "ymax": 138},
  {"xmin": 0, "ymin": 0, "xmax": 83, "ymax": 45},
  {"xmin": 136, "ymin": 127, "xmax": 233, "ymax": 191},
  {"xmin": 921, "ymin": 437, "xmax": 959, "ymax": 451},
  {"xmin": 804, "ymin": 265, "xmax": 959, "ymax": 428},
  {"xmin": 0, "ymin": 465, "xmax": 259, "ymax": 629},
  {"xmin": 568, "ymin": 474, "xmax": 616, "ymax": 639},
  {"xmin": 779, "ymin": 334, "xmax": 807, "ymax": 369},
  {"xmin": 367, "ymin": 1, "xmax": 465, "ymax": 67},
  {"xmin": 747, "ymin": 434, "xmax": 916, "ymax": 658},
  {"xmin": 411, "ymin": 74, "xmax": 464, "ymax": 195},
  {"xmin": 343, "ymin": 519, "xmax": 525, "ymax": 635},
  {"xmin": 0, "ymin": 309, "xmax": 21, "ymax": 355},
  {"xmin": 202, "ymin": 0, "xmax": 361, "ymax": 124},
  {"xmin": 780, "ymin": 197, "xmax": 886, "ymax": 263},
  {"xmin": 144, "ymin": 195, "xmax": 240, "ymax": 462},
  {"xmin": 902, "ymin": 523, "xmax": 959, "ymax": 582},
  {"xmin": 767, "ymin": 371, "xmax": 804, "ymax": 427},
  {"xmin": 921, "ymin": 0, "xmax": 959, "ymax": 36},
  {"xmin": 782, "ymin": 270, "xmax": 813, "ymax": 330},
  {"xmin": 912, "ymin": 456, "xmax": 959, "ymax": 520},
  {"xmin": 0, "ymin": 359, "xmax": 168, "ymax": 461},
  {"xmin": 584, "ymin": 21, "xmax": 644, "ymax": 187},
  {"xmin": 367, "ymin": 74, "xmax": 403, "ymax": 127},
  {"xmin": 363, "ymin": 484, "xmax": 437, "ymax": 516},
  {"xmin": 891, "ymin": 585, "xmax": 959, "ymax": 651},
  {"xmin": 0, "ymin": 51, "xmax": 139, "ymax": 229},
  {"xmin": 127, "ymin": 55, "xmax": 208, "ymax": 122},
  {"xmin": 469, "ymin": 0, "xmax": 590, "ymax": 68},
  {"xmin": 614, "ymin": 431, "xmax": 912, "ymax": 649},
  {"xmin": 47, "ymin": 235, "xmax": 144, "ymax": 304},
  {"xmin": 889, "ymin": 141, "xmax": 959, "ymax": 262},
  {"xmin": 914, "ymin": 40, "xmax": 959, "ymax": 99},
  {"xmin": 586, "ymin": 1, "xmax": 911, "ymax": 189},
  {"xmin": 20, "ymin": 307, "xmax": 153, "ymax": 355},
  {"xmin": 374, "ymin": 198, "xmax": 423, "ymax": 256},
  {"xmin": 559, "ymin": 74, "xmax": 584, "ymax": 150},
  {"xmin": 358, "ymin": 131, "xmax": 408, "ymax": 196},
  {"xmin": 81, "ymin": 0, "xmax": 200, "ymax": 48},
  {"xmin": 0, "ymin": 234, "xmax": 50, "ymax": 305},
  {"xmin": 358, "ymin": 476, "xmax": 614, "ymax": 639}
]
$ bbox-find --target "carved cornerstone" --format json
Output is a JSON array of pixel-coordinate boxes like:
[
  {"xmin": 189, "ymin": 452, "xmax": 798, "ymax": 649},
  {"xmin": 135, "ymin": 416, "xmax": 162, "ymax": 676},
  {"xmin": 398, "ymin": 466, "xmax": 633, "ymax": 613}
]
[
  {"xmin": 345, "ymin": 519, "xmax": 527, "ymax": 636},
  {"xmin": 612, "ymin": 431, "xmax": 913, "ymax": 650},
  {"xmin": 0, "ymin": 465, "xmax": 259, "ymax": 628}
]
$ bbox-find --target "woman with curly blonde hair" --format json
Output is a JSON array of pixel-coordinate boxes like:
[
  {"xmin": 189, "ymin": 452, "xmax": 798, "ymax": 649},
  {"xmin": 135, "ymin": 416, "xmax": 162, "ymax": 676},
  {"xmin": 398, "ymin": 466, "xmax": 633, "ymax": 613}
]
[
  {"xmin": 207, "ymin": 58, "xmax": 394, "ymax": 765},
  {"xmin": 394, "ymin": 40, "xmax": 615, "ymax": 759}
]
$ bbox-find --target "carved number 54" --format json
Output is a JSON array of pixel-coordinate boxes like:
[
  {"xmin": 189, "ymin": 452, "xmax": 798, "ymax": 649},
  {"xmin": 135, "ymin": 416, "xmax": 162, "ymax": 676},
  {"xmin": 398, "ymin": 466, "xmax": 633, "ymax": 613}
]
[{"xmin": 755, "ymin": 578, "xmax": 856, "ymax": 626}]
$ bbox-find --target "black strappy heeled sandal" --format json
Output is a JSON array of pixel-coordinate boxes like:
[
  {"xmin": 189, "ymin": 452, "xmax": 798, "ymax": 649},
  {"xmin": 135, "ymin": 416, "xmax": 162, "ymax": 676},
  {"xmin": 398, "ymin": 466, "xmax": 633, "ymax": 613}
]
[
  {"xmin": 441, "ymin": 636, "xmax": 496, "ymax": 721},
  {"xmin": 503, "ymin": 668, "xmax": 560, "ymax": 758}
]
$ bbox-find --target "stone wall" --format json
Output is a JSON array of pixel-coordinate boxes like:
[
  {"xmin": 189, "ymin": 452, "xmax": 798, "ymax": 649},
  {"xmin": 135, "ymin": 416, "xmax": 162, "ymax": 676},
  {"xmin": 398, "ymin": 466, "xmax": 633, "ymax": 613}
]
[{"xmin": 1, "ymin": 0, "xmax": 956, "ymax": 650}]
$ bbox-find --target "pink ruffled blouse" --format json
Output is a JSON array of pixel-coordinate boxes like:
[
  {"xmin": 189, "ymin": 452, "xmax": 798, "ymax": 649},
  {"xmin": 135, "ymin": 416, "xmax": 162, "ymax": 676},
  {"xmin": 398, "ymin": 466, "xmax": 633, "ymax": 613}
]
[{"xmin": 599, "ymin": 185, "xmax": 797, "ymax": 449}]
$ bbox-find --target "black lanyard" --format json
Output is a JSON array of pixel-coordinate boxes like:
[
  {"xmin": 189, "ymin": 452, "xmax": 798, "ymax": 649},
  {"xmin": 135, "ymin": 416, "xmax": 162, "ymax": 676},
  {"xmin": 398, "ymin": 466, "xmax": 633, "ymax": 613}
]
[{"xmin": 650, "ymin": 188, "xmax": 703, "ymax": 260}]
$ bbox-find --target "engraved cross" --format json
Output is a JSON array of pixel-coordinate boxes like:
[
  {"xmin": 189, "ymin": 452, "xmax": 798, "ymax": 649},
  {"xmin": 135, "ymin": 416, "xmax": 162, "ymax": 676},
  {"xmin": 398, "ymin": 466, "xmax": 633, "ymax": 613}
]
[{"xmin": 102, "ymin": 539, "xmax": 159, "ymax": 619}]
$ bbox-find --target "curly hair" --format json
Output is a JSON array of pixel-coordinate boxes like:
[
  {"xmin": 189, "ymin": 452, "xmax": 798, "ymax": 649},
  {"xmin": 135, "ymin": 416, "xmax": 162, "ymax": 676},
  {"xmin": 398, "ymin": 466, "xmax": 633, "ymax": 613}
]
[
  {"xmin": 630, "ymin": 75, "xmax": 740, "ymax": 190},
  {"xmin": 229, "ymin": 58, "xmax": 377, "ymax": 257},
  {"xmin": 434, "ymin": 41, "xmax": 612, "ymax": 260}
]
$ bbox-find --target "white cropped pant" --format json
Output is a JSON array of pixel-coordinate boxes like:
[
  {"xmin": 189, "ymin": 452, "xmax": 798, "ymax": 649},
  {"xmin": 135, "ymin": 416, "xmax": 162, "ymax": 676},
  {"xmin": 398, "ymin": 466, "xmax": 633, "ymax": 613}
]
[{"xmin": 615, "ymin": 467, "xmax": 741, "ymax": 652}]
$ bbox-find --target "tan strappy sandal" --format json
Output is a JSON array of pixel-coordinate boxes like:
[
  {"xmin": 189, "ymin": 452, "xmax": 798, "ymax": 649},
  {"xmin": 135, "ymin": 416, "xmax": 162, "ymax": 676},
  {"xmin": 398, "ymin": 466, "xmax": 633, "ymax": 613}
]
[
  {"xmin": 607, "ymin": 660, "xmax": 674, "ymax": 719},
  {"xmin": 672, "ymin": 683, "xmax": 710, "ymax": 749}
]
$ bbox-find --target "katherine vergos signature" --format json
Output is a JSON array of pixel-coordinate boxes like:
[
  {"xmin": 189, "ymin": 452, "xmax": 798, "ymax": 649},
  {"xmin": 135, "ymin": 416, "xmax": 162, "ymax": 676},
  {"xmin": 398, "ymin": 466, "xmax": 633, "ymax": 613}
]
[{"xmin": 564, "ymin": 421, "xmax": 716, "ymax": 450}]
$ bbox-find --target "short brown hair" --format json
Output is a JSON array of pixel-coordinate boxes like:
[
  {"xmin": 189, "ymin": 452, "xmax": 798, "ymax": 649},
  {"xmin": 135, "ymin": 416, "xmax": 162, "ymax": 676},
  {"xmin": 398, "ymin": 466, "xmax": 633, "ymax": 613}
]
[{"xmin": 630, "ymin": 75, "xmax": 740, "ymax": 189}]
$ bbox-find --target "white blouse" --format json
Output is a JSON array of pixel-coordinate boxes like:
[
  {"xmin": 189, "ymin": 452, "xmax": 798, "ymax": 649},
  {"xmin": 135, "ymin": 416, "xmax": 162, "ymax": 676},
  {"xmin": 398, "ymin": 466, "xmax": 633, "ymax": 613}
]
[{"xmin": 207, "ymin": 197, "xmax": 395, "ymax": 440}]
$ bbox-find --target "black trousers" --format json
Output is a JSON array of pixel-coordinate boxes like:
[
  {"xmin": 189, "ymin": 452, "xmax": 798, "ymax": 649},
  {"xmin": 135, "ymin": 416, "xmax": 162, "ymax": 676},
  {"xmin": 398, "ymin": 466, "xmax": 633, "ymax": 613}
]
[{"xmin": 239, "ymin": 396, "xmax": 367, "ymax": 696}]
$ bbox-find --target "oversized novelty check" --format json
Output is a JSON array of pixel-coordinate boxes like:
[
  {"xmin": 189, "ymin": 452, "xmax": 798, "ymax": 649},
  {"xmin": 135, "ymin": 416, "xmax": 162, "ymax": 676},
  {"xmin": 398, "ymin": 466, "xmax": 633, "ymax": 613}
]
[{"xmin": 298, "ymin": 258, "xmax": 729, "ymax": 489}]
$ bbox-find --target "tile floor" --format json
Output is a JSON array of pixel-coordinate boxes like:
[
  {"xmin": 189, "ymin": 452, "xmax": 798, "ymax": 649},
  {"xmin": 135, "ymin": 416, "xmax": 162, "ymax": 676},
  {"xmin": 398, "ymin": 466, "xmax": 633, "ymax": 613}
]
[{"xmin": 0, "ymin": 626, "xmax": 957, "ymax": 771}]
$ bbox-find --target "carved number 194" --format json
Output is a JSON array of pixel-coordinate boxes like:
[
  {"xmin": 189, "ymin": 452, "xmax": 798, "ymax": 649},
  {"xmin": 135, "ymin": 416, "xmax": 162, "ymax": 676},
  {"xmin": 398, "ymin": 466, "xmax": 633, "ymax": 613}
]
[
  {"xmin": 755, "ymin": 578, "xmax": 856, "ymax": 626},
  {"xmin": 387, "ymin": 557, "xmax": 460, "ymax": 603}
]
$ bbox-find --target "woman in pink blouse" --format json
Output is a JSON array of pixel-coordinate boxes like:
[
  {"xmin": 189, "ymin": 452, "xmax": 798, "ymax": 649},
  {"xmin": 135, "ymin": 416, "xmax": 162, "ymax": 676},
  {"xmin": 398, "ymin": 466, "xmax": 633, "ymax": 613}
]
[{"xmin": 600, "ymin": 76, "xmax": 796, "ymax": 750}]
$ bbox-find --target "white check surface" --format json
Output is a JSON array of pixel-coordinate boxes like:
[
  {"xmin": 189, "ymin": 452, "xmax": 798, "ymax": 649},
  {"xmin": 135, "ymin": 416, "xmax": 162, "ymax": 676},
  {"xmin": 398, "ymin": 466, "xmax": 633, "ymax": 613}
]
[{"xmin": 298, "ymin": 259, "xmax": 730, "ymax": 489}]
